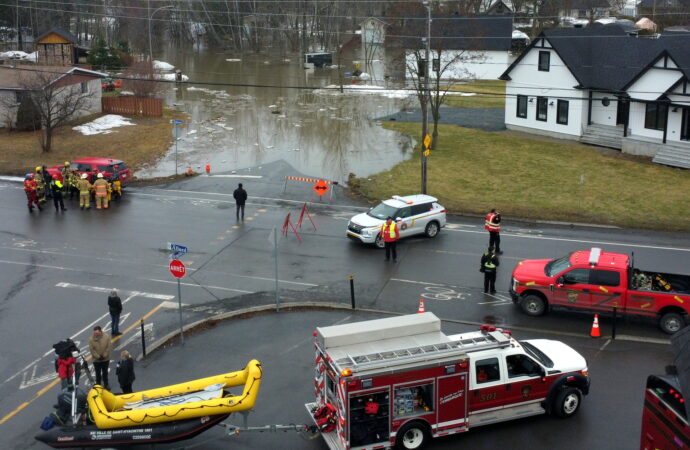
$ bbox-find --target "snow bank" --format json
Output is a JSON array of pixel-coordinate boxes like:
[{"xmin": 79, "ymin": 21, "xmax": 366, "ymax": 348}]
[
  {"xmin": 156, "ymin": 73, "xmax": 189, "ymax": 82},
  {"xmin": 73, "ymin": 114, "xmax": 135, "ymax": 135},
  {"xmin": 153, "ymin": 60, "xmax": 175, "ymax": 71}
]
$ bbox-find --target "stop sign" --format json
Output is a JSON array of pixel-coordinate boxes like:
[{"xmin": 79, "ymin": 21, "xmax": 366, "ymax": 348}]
[{"xmin": 169, "ymin": 259, "xmax": 186, "ymax": 278}]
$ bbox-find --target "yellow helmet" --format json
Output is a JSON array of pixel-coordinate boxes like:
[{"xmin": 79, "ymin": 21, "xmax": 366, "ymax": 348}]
[
  {"xmin": 64, "ymin": 161, "xmax": 70, "ymax": 166},
  {"xmin": 35, "ymin": 166, "xmax": 41, "ymax": 172}
]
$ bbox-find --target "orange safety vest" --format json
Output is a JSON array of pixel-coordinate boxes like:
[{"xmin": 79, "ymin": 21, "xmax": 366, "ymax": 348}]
[
  {"xmin": 382, "ymin": 222, "xmax": 398, "ymax": 242},
  {"xmin": 94, "ymin": 180, "xmax": 107, "ymax": 197},
  {"xmin": 485, "ymin": 213, "xmax": 500, "ymax": 232}
]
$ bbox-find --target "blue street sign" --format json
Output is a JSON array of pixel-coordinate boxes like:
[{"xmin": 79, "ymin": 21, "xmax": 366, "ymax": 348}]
[
  {"xmin": 171, "ymin": 119, "xmax": 184, "ymax": 125},
  {"xmin": 167, "ymin": 242, "xmax": 188, "ymax": 255}
]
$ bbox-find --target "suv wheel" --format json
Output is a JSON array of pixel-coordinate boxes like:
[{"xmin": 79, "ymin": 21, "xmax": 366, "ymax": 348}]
[
  {"xmin": 660, "ymin": 312, "xmax": 685, "ymax": 334},
  {"xmin": 424, "ymin": 221, "xmax": 439, "ymax": 238},
  {"xmin": 553, "ymin": 387, "xmax": 581, "ymax": 418},
  {"xmin": 520, "ymin": 295, "xmax": 546, "ymax": 316},
  {"xmin": 374, "ymin": 234, "xmax": 385, "ymax": 249}
]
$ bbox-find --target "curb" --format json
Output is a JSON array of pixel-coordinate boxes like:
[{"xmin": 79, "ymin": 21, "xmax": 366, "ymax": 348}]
[{"xmin": 139, "ymin": 301, "xmax": 669, "ymax": 360}]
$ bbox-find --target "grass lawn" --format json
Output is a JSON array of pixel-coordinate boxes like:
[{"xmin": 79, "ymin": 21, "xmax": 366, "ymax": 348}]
[
  {"xmin": 350, "ymin": 122, "xmax": 690, "ymax": 231},
  {"xmin": 445, "ymin": 80, "xmax": 506, "ymax": 109},
  {"xmin": 0, "ymin": 108, "xmax": 186, "ymax": 177}
]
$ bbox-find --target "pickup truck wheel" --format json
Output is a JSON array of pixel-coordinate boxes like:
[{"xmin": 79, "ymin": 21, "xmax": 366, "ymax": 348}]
[
  {"xmin": 424, "ymin": 221, "xmax": 439, "ymax": 238},
  {"xmin": 396, "ymin": 422, "xmax": 428, "ymax": 450},
  {"xmin": 521, "ymin": 295, "xmax": 546, "ymax": 316},
  {"xmin": 374, "ymin": 234, "xmax": 385, "ymax": 249},
  {"xmin": 553, "ymin": 387, "xmax": 581, "ymax": 418},
  {"xmin": 660, "ymin": 312, "xmax": 685, "ymax": 334}
]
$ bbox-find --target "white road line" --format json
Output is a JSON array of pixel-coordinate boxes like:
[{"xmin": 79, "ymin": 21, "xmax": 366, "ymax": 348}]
[
  {"xmin": 390, "ymin": 278, "xmax": 445, "ymax": 286},
  {"xmin": 599, "ymin": 339, "xmax": 612, "ymax": 351},
  {"xmin": 160, "ymin": 300, "xmax": 189, "ymax": 308},
  {"xmin": 443, "ymin": 228, "xmax": 690, "ymax": 252},
  {"xmin": 56, "ymin": 282, "xmax": 175, "ymax": 300},
  {"xmin": 145, "ymin": 278, "xmax": 252, "ymax": 293},
  {"xmin": 210, "ymin": 175, "xmax": 263, "ymax": 178}
]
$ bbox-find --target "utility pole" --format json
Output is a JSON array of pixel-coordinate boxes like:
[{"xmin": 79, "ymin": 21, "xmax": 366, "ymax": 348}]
[{"xmin": 421, "ymin": 1, "xmax": 432, "ymax": 194}]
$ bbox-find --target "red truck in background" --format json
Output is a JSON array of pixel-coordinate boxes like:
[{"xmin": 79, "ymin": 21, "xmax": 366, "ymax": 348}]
[{"xmin": 510, "ymin": 248, "xmax": 690, "ymax": 334}]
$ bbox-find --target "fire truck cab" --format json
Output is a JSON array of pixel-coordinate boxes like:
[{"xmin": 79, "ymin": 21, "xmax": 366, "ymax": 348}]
[{"xmin": 307, "ymin": 313, "xmax": 590, "ymax": 450}]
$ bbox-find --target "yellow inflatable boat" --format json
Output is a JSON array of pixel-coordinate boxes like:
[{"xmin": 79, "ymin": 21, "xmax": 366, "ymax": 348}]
[{"xmin": 87, "ymin": 359, "xmax": 262, "ymax": 429}]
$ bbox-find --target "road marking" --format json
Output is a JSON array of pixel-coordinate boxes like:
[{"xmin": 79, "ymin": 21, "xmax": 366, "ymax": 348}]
[
  {"xmin": 0, "ymin": 302, "xmax": 165, "ymax": 425},
  {"xmin": 391, "ymin": 278, "xmax": 445, "ymax": 286},
  {"xmin": 55, "ymin": 282, "xmax": 175, "ymax": 300},
  {"xmin": 160, "ymin": 300, "xmax": 189, "ymax": 308},
  {"xmin": 145, "ymin": 278, "xmax": 252, "ymax": 293},
  {"xmin": 210, "ymin": 175, "xmax": 263, "ymax": 178}
]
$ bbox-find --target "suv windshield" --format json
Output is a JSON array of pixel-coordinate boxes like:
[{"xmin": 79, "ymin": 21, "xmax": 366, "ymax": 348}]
[
  {"xmin": 522, "ymin": 342, "xmax": 554, "ymax": 368},
  {"xmin": 545, "ymin": 254, "xmax": 572, "ymax": 277},
  {"xmin": 367, "ymin": 202, "xmax": 399, "ymax": 220}
]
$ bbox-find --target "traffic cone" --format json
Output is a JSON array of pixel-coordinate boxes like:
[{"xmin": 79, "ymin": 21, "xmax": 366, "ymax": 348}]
[
  {"xmin": 417, "ymin": 298, "xmax": 425, "ymax": 314},
  {"xmin": 590, "ymin": 314, "xmax": 601, "ymax": 338},
  {"xmin": 205, "ymin": 163, "xmax": 211, "ymax": 175}
]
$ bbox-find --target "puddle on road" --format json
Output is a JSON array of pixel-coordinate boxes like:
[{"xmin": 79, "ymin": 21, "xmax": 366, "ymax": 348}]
[{"xmin": 135, "ymin": 50, "xmax": 417, "ymax": 183}]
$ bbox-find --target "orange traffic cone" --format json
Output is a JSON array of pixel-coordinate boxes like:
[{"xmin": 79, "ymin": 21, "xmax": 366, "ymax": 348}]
[
  {"xmin": 205, "ymin": 163, "xmax": 211, "ymax": 175},
  {"xmin": 590, "ymin": 314, "xmax": 601, "ymax": 338},
  {"xmin": 417, "ymin": 298, "xmax": 426, "ymax": 314}
]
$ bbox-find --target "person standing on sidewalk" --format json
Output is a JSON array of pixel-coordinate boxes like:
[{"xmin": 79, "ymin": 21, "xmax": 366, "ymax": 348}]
[
  {"xmin": 484, "ymin": 209, "xmax": 502, "ymax": 254},
  {"xmin": 108, "ymin": 290, "xmax": 122, "ymax": 336},
  {"xmin": 381, "ymin": 217, "xmax": 399, "ymax": 262},
  {"xmin": 88, "ymin": 326, "xmax": 112, "ymax": 389},
  {"xmin": 116, "ymin": 350, "xmax": 135, "ymax": 394},
  {"xmin": 480, "ymin": 246, "xmax": 500, "ymax": 294},
  {"xmin": 233, "ymin": 183, "xmax": 247, "ymax": 221}
]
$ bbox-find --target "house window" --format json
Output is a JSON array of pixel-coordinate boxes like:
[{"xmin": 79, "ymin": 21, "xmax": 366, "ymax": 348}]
[
  {"xmin": 81, "ymin": 82, "xmax": 89, "ymax": 94},
  {"xmin": 682, "ymin": 108, "xmax": 690, "ymax": 141},
  {"xmin": 557, "ymin": 100, "xmax": 569, "ymax": 125},
  {"xmin": 644, "ymin": 102, "xmax": 668, "ymax": 131},
  {"xmin": 536, "ymin": 97, "xmax": 548, "ymax": 121},
  {"xmin": 517, "ymin": 95, "xmax": 528, "ymax": 118},
  {"xmin": 538, "ymin": 51, "xmax": 550, "ymax": 71}
]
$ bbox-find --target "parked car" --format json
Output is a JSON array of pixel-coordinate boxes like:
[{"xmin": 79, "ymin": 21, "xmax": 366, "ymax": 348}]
[
  {"xmin": 347, "ymin": 194, "xmax": 447, "ymax": 248},
  {"xmin": 48, "ymin": 158, "xmax": 131, "ymax": 186}
]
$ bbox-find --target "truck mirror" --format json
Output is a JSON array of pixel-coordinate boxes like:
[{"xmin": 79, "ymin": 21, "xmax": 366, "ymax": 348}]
[{"xmin": 557, "ymin": 276, "xmax": 564, "ymax": 286}]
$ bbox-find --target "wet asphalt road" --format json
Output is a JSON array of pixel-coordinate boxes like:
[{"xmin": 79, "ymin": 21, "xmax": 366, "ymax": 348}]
[{"xmin": 0, "ymin": 161, "xmax": 688, "ymax": 448}]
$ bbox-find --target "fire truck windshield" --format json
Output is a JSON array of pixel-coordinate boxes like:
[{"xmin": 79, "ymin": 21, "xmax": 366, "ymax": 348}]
[
  {"xmin": 545, "ymin": 254, "xmax": 572, "ymax": 277},
  {"xmin": 522, "ymin": 342, "xmax": 554, "ymax": 368}
]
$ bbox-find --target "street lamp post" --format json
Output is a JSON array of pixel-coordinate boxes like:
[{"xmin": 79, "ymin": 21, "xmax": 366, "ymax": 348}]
[
  {"xmin": 421, "ymin": 1, "xmax": 431, "ymax": 194},
  {"xmin": 148, "ymin": 4, "xmax": 173, "ymax": 62}
]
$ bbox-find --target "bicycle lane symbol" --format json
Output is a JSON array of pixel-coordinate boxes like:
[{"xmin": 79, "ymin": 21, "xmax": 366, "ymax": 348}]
[{"xmin": 420, "ymin": 286, "xmax": 469, "ymax": 301}]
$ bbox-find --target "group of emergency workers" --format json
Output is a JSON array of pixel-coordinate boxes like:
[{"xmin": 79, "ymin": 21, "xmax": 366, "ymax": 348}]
[{"xmin": 23, "ymin": 162, "xmax": 122, "ymax": 213}]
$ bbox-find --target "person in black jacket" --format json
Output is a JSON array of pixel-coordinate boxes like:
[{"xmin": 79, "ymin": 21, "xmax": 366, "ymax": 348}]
[
  {"xmin": 480, "ymin": 246, "xmax": 500, "ymax": 294},
  {"xmin": 116, "ymin": 350, "xmax": 135, "ymax": 394},
  {"xmin": 233, "ymin": 183, "xmax": 248, "ymax": 221},
  {"xmin": 108, "ymin": 290, "xmax": 123, "ymax": 336}
]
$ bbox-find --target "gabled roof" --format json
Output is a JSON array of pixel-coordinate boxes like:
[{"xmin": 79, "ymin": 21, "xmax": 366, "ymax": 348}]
[
  {"xmin": 487, "ymin": 0, "xmax": 513, "ymax": 14},
  {"xmin": 0, "ymin": 65, "xmax": 106, "ymax": 90},
  {"xmin": 400, "ymin": 14, "xmax": 514, "ymax": 51},
  {"xmin": 562, "ymin": 0, "xmax": 611, "ymax": 9},
  {"xmin": 500, "ymin": 25, "xmax": 690, "ymax": 91},
  {"xmin": 35, "ymin": 27, "xmax": 79, "ymax": 44}
]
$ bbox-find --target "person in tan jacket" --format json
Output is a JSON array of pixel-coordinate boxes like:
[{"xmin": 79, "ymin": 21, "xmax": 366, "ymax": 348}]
[
  {"xmin": 77, "ymin": 174, "xmax": 92, "ymax": 210},
  {"xmin": 93, "ymin": 173, "xmax": 109, "ymax": 210},
  {"xmin": 89, "ymin": 326, "xmax": 112, "ymax": 389}
]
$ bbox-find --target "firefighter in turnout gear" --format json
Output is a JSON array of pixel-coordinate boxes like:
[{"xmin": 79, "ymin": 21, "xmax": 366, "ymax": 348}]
[
  {"xmin": 93, "ymin": 173, "xmax": 109, "ymax": 210},
  {"xmin": 24, "ymin": 173, "xmax": 42, "ymax": 212},
  {"xmin": 480, "ymin": 246, "xmax": 500, "ymax": 294},
  {"xmin": 34, "ymin": 166, "xmax": 47, "ymax": 204},
  {"xmin": 50, "ymin": 174, "xmax": 67, "ymax": 212},
  {"xmin": 77, "ymin": 173, "xmax": 92, "ymax": 210},
  {"xmin": 110, "ymin": 176, "xmax": 122, "ymax": 202},
  {"xmin": 61, "ymin": 162, "xmax": 77, "ymax": 199}
]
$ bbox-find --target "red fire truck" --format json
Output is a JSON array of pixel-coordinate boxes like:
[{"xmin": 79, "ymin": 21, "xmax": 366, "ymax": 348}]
[
  {"xmin": 509, "ymin": 247, "xmax": 690, "ymax": 334},
  {"xmin": 306, "ymin": 313, "xmax": 590, "ymax": 450}
]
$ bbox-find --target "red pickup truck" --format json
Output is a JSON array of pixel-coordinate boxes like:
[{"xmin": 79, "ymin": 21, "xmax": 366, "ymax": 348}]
[{"xmin": 510, "ymin": 248, "xmax": 690, "ymax": 334}]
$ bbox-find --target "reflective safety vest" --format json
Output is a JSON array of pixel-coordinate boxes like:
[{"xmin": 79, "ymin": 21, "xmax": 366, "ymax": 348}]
[
  {"xmin": 382, "ymin": 222, "xmax": 398, "ymax": 242},
  {"xmin": 24, "ymin": 180, "xmax": 37, "ymax": 192},
  {"xmin": 51, "ymin": 180, "xmax": 63, "ymax": 191},
  {"xmin": 94, "ymin": 180, "xmax": 108, "ymax": 196},
  {"xmin": 485, "ymin": 213, "xmax": 500, "ymax": 232}
]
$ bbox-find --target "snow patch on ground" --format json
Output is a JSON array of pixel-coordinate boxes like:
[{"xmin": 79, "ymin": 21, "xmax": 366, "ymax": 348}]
[
  {"xmin": 153, "ymin": 60, "xmax": 175, "ymax": 71},
  {"xmin": 157, "ymin": 73, "xmax": 189, "ymax": 82},
  {"xmin": 73, "ymin": 114, "xmax": 135, "ymax": 135}
]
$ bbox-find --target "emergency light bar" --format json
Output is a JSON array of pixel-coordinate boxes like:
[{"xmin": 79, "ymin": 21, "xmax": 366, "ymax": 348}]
[{"xmin": 589, "ymin": 248, "xmax": 602, "ymax": 266}]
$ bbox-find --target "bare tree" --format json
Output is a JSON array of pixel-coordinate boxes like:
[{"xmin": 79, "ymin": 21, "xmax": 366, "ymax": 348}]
[
  {"xmin": 121, "ymin": 61, "xmax": 166, "ymax": 98},
  {"xmin": 20, "ymin": 69, "xmax": 95, "ymax": 153}
]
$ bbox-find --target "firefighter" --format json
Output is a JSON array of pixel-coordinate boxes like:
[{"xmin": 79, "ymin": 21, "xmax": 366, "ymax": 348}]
[
  {"xmin": 23, "ymin": 173, "xmax": 42, "ymax": 212},
  {"xmin": 34, "ymin": 166, "xmax": 47, "ymax": 204},
  {"xmin": 50, "ymin": 174, "xmax": 67, "ymax": 212},
  {"xmin": 41, "ymin": 165, "xmax": 53, "ymax": 199},
  {"xmin": 380, "ymin": 216, "xmax": 399, "ymax": 262},
  {"xmin": 77, "ymin": 173, "xmax": 92, "ymax": 210},
  {"xmin": 93, "ymin": 173, "xmax": 109, "ymax": 210},
  {"xmin": 484, "ymin": 209, "xmax": 502, "ymax": 254},
  {"xmin": 61, "ymin": 162, "xmax": 76, "ymax": 199},
  {"xmin": 110, "ymin": 175, "xmax": 122, "ymax": 202},
  {"xmin": 480, "ymin": 246, "xmax": 500, "ymax": 294}
]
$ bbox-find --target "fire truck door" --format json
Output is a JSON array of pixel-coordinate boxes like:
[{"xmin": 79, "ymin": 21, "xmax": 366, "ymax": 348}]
[
  {"xmin": 503, "ymin": 354, "xmax": 549, "ymax": 407},
  {"xmin": 436, "ymin": 373, "xmax": 468, "ymax": 431},
  {"xmin": 469, "ymin": 357, "xmax": 509, "ymax": 412},
  {"xmin": 552, "ymin": 268, "xmax": 593, "ymax": 308}
]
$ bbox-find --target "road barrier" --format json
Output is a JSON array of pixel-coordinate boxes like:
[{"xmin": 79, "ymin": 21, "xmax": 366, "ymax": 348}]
[
  {"xmin": 281, "ymin": 212, "xmax": 302, "ymax": 241},
  {"xmin": 282, "ymin": 176, "xmax": 338, "ymax": 202},
  {"xmin": 297, "ymin": 202, "xmax": 316, "ymax": 231}
]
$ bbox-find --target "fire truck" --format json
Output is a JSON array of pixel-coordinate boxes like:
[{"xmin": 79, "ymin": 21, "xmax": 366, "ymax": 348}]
[
  {"xmin": 306, "ymin": 313, "xmax": 590, "ymax": 450},
  {"xmin": 510, "ymin": 247, "xmax": 690, "ymax": 334}
]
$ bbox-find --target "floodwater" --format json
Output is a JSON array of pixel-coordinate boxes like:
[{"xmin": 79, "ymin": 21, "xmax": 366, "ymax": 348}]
[{"xmin": 135, "ymin": 46, "xmax": 417, "ymax": 183}]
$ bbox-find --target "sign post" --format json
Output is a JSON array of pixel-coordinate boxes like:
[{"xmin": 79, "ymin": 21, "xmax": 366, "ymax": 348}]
[
  {"xmin": 169, "ymin": 259, "xmax": 186, "ymax": 345},
  {"xmin": 268, "ymin": 227, "xmax": 279, "ymax": 311},
  {"xmin": 171, "ymin": 119, "xmax": 184, "ymax": 176}
]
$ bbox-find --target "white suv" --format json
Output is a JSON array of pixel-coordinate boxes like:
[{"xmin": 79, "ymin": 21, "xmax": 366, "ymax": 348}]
[{"xmin": 347, "ymin": 195, "xmax": 447, "ymax": 248}]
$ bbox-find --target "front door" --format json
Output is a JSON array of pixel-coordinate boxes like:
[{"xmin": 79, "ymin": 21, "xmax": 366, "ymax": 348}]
[
  {"xmin": 469, "ymin": 357, "xmax": 509, "ymax": 412},
  {"xmin": 503, "ymin": 354, "xmax": 549, "ymax": 407},
  {"xmin": 682, "ymin": 107, "xmax": 690, "ymax": 141},
  {"xmin": 616, "ymin": 98, "xmax": 630, "ymax": 126},
  {"xmin": 552, "ymin": 268, "xmax": 593, "ymax": 308},
  {"xmin": 396, "ymin": 206, "xmax": 413, "ymax": 237}
]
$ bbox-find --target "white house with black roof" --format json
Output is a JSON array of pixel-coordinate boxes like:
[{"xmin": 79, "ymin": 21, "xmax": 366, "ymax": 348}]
[{"xmin": 499, "ymin": 25, "xmax": 690, "ymax": 168}]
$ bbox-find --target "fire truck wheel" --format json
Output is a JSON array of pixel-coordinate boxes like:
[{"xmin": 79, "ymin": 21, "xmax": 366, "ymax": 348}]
[
  {"xmin": 395, "ymin": 421, "xmax": 428, "ymax": 450},
  {"xmin": 375, "ymin": 234, "xmax": 385, "ymax": 249},
  {"xmin": 520, "ymin": 295, "xmax": 546, "ymax": 316},
  {"xmin": 553, "ymin": 387, "xmax": 581, "ymax": 418},
  {"xmin": 659, "ymin": 312, "xmax": 685, "ymax": 334}
]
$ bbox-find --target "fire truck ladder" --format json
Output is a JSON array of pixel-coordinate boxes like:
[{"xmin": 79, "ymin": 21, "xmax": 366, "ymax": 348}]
[{"xmin": 336, "ymin": 331, "xmax": 511, "ymax": 373}]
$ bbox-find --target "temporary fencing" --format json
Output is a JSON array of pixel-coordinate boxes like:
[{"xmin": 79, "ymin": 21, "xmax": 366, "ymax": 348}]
[
  {"xmin": 297, "ymin": 202, "xmax": 317, "ymax": 231},
  {"xmin": 283, "ymin": 176, "xmax": 338, "ymax": 202},
  {"xmin": 281, "ymin": 212, "xmax": 302, "ymax": 241}
]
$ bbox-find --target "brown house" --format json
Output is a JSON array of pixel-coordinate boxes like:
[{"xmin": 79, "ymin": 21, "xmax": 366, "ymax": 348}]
[{"xmin": 34, "ymin": 27, "xmax": 79, "ymax": 66}]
